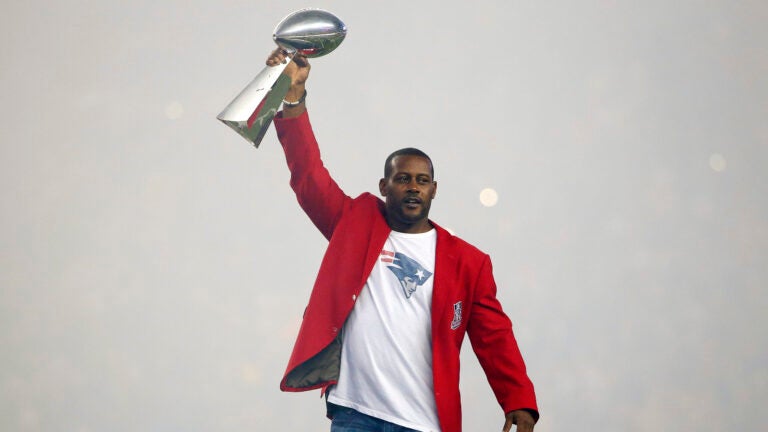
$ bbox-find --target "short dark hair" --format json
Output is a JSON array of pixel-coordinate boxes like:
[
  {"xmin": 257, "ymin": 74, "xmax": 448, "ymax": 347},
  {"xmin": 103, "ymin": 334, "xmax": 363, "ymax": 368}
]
[{"xmin": 383, "ymin": 148, "xmax": 434, "ymax": 179}]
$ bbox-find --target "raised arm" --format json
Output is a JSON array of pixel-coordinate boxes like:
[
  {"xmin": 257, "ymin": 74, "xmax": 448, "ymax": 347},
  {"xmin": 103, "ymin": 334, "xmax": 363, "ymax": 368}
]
[{"xmin": 268, "ymin": 49, "xmax": 351, "ymax": 239}]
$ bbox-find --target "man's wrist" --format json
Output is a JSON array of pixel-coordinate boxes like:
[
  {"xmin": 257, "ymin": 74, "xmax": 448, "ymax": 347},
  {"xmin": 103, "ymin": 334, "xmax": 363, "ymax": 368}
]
[
  {"xmin": 283, "ymin": 85, "xmax": 306, "ymax": 103},
  {"xmin": 281, "ymin": 85, "xmax": 307, "ymax": 118},
  {"xmin": 283, "ymin": 89, "xmax": 307, "ymax": 107}
]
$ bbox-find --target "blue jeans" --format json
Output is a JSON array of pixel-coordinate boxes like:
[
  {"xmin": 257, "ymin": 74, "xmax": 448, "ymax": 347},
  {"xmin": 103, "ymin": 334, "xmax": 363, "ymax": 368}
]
[{"xmin": 330, "ymin": 406, "xmax": 420, "ymax": 432}]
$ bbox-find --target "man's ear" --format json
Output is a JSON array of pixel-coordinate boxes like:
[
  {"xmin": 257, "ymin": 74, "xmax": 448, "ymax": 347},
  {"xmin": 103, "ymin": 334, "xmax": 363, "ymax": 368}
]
[
  {"xmin": 379, "ymin": 178, "xmax": 387, "ymax": 196},
  {"xmin": 431, "ymin": 181, "xmax": 437, "ymax": 199}
]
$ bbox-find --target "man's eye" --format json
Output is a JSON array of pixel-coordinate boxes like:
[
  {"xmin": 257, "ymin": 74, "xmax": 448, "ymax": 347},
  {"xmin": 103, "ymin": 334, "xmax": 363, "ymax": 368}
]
[{"xmin": 397, "ymin": 177, "xmax": 409, "ymax": 183}]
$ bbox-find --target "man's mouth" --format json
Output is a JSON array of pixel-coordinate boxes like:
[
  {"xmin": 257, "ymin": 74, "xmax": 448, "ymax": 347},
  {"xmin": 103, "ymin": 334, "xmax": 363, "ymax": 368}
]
[{"xmin": 403, "ymin": 197, "xmax": 422, "ymax": 208}]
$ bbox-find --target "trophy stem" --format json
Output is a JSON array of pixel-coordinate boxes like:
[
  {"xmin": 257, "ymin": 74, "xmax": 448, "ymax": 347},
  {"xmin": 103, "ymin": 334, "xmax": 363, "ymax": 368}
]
[{"xmin": 217, "ymin": 60, "xmax": 292, "ymax": 148}]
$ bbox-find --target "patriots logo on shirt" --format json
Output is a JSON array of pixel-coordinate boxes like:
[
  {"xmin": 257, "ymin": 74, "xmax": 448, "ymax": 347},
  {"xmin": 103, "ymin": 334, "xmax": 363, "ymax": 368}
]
[{"xmin": 381, "ymin": 250, "xmax": 433, "ymax": 299}]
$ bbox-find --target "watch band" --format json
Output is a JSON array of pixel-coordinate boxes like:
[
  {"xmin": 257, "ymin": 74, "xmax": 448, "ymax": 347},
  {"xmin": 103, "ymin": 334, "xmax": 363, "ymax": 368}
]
[{"xmin": 282, "ymin": 89, "xmax": 307, "ymax": 107}]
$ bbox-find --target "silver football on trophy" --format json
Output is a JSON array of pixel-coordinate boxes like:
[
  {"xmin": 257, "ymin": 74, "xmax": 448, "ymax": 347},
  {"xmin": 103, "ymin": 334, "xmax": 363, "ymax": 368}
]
[{"xmin": 273, "ymin": 9, "xmax": 347, "ymax": 58}]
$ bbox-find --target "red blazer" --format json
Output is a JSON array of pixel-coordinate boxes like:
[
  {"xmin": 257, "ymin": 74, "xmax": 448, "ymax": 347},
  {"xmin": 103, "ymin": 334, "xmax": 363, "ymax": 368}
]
[{"xmin": 274, "ymin": 111, "xmax": 538, "ymax": 431}]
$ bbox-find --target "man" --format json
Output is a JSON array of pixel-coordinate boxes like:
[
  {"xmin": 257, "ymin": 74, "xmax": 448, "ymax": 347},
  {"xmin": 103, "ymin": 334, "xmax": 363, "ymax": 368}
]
[{"xmin": 266, "ymin": 49, "xmax": 538, "ymax": 432}]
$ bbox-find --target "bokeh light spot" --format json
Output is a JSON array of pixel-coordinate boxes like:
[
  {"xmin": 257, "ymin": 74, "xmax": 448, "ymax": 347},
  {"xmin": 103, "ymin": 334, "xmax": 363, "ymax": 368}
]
[
  {"xmin": 709, "ymin": 153, "xmax": 727, "ymax": 172},
  {"xmin": 241, "ymin": 363, "xmax": 262, "ymax": 384},
  {"xmin": 165, "ymin": 101, "xmax": 184, "ymax": 120},
  {"xmin": 479, "ymin": 188, "xmax": 499, "ymax": 207}
]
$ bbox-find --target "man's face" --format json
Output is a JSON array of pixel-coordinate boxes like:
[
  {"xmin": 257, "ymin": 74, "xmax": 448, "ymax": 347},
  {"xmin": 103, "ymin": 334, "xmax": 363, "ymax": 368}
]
[{"xmin": 379, "ymin": 155, "xmax": 437, "ymax": 232}]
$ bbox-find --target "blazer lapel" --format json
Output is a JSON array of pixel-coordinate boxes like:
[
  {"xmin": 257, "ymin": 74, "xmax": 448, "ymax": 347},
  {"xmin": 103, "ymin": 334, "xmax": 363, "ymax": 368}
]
[
  {"xmin": 432, "ymin": 223, "xmax": 459, "ymax": 331},
  {"xmin": 360, "ymin": 200, "xmax": 392, "ymax": 288}
]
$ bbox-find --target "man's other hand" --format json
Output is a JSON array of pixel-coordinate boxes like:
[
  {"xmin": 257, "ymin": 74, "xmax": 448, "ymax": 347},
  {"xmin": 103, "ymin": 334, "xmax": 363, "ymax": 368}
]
[{"xmin": 503, "ymin": 409, "xmax": 536, "ymax": 432}]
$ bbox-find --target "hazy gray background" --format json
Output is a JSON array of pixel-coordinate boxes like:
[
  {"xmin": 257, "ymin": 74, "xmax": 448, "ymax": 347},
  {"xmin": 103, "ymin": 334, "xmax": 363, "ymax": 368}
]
[{"xmin": 1, "ymin": 1, "xmax": 766, "ymax": 431}]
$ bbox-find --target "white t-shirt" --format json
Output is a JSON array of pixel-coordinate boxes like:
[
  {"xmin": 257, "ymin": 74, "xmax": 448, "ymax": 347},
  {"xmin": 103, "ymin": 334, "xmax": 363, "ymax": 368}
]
[{"xmin": 328, "ymin": 229, "xmax": 440, "ymax": 432}]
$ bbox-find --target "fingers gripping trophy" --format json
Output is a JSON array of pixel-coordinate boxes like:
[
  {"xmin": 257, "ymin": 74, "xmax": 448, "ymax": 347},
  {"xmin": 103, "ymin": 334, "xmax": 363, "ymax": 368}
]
[{"xmin": 217, "ymin": 9, "xmax": 347, "ymax": 147}]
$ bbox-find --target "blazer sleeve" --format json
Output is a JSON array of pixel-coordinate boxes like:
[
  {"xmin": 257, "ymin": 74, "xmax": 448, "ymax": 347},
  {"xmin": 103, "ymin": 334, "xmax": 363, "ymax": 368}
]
[
  {"xmin": 274, "ymin": 111, "xmax": 352, "ymax": 240},
  {"xmin": 466, "ymin": 255, "xmax": 539, "ymax": 420}
]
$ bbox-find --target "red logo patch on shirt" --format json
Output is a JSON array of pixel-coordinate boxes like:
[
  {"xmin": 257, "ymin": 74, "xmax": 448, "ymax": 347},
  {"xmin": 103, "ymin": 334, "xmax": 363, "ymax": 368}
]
[{"xmin": 380, "ymin": 250, "xmax": 395, "ymax": 263}]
